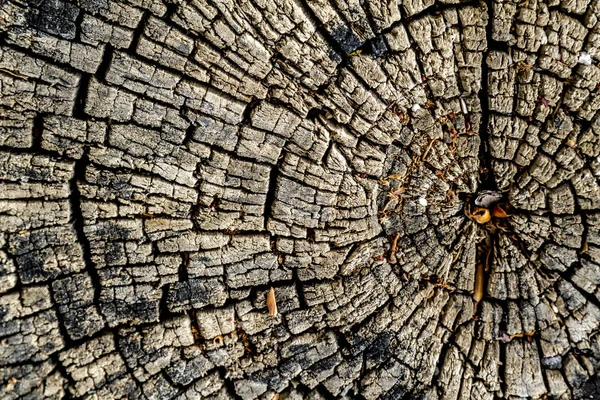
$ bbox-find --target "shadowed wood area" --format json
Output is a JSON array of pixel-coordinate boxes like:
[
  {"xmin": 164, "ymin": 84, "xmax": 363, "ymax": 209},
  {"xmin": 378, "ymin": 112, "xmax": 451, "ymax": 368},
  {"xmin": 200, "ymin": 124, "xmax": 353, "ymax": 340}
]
[{"xmin": 1, "ymin": 0, "xmax": 600, "ymax": 398}]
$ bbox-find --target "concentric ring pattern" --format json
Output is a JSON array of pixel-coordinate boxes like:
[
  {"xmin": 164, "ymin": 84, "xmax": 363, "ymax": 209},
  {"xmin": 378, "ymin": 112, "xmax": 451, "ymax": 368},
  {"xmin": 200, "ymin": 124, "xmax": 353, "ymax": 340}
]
[{"xmin": 1, "ymin": 0, "xmax": 600, "ymax": 399}]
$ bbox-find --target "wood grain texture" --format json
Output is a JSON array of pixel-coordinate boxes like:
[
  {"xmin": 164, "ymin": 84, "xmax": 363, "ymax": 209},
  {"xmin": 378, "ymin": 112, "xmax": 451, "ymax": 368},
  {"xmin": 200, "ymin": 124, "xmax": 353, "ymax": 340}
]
[{"xmin": 1, "ymin": 0, "xmax": 600, "ymax": 398}]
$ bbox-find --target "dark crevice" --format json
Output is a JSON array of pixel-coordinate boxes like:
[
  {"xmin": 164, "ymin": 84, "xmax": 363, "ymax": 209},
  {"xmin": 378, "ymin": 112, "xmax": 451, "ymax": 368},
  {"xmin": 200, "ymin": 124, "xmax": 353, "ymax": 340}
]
[
  {"xmin": 128, "ymin": 12, "xmax": 150, "ymax": 54},
  {"xmin": 159, "ymin": 284, "xmax": 177, "ymax": 322},
  {"xmin": 179, "ymin": 252, "xmax": 189, "ymax": 282},
  {"xmin": 293, "ymin": 269, "xmax": 307, "ymax": 309},
  {"xmin": 69, "ymin": 150, "xmax": 102, "ymax": 311},
  {"xmin": 487, "ymin": 37, "xmax": 510, "ymax": 54},
  {"xmin": 306, "ymin": 107, "xmax": 325, "ymax": 120},
  {"xmin": 321, "ymin": 139, "xmax": 335, "ymax": 165},
  {"xmin": 95, "ymin": 44, "xmax": 114, "ymax": 82},
  {"xmin": 73, "ymin": 1, "xmax": 84, "ymax": 43},
  {"xmin": 73, "ymin": 74, "xmax": 90, "ymax": 119},
  {"xmin": 163, "ymin": 2, "xmax": 178, "ymax": 20},
  {"xmin": 263, "ymin": 164, "xmax": 279, "ymax": 230},
  {"xmin": 240, "ymin": 98, "xmax": 262, "ymax": 125},
  {"xmin": 478, "ymin": 12, "xmax": 506, "ymax": 191},
  {"xmin": 183, "ymin": 123, "xmax": 195, "ymax": 146},
  {"xmin": 32, "ymin": 113, "xmax": 43, "ymax": 150}
]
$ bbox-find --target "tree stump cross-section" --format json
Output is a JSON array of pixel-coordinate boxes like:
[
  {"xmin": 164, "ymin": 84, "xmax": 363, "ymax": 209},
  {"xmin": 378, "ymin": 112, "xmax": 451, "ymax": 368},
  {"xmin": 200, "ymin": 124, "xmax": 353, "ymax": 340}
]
[{"xmin": 1, "ymin": 0, "xmax": 600, "ymax": 399}]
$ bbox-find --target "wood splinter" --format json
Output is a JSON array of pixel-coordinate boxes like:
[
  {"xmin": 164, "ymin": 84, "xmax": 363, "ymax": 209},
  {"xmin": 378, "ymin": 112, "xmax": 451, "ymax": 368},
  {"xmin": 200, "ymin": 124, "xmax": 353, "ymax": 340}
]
[
  {"xmin": 422, "ymin": 138, "xmax": 437, "ymax": 161},
  {"xmin": 388, "ymin": 233, "xmax": 400, "ymax": 264},
  {"xmin": 473, "ymin": 262, "xmax": 485, "ymax": 303},
  {"xmin": 267, "ymin": 287, "xmax": 278, "ymax": 316},
  {"xmin": 510, "ymin": 330, "xmax": 536, "ymax": 342}
]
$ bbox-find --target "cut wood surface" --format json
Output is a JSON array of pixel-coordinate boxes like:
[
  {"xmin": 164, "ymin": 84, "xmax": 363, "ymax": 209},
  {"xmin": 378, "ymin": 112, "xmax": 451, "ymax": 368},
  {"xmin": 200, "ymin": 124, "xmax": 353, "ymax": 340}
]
[{"xmin": 1, "ymin": 0, "xmax": 600, "ymax": 398}]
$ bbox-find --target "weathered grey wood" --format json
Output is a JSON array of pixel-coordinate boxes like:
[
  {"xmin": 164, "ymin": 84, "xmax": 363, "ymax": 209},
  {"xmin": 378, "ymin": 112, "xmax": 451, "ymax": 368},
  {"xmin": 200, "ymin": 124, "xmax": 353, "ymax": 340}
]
[{"xmin": 1, "ymin": 0, "xmax": 600, "ymax": 398}]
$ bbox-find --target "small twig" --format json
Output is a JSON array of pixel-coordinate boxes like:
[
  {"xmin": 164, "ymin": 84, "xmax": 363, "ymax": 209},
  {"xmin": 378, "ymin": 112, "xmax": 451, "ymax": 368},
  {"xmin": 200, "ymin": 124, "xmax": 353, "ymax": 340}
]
[
  {"xmin": 452, "ymin": 241, "xmax": 465, "ymax": 263},
  {"xmin": 422, "ymin": 138, "xmax": 437, "ymax": 161},
  {"xmin": 388, "ymin": 233, "xmax": 400, "ymax": 264},
  {"xmin": 581, "ymin": 240, "xmax": 589, "ymax": 255},
  {"xmin": 380, "ymin": 187, "xmax": 405, "ymax": 214},
  {"xmin": 0, "ymin": 68, "xmax": 28, "ymax": 80},
  {"xmin": 441, "ymin": 253, "xmax": 452, "ymax": 284},
  {"xmin": 510, "ymin": 330, "xmax": 536, "ymax": 341},
  {"xmin": 552, "ymin": 94, "xmax": 564, "ymax": 118}
]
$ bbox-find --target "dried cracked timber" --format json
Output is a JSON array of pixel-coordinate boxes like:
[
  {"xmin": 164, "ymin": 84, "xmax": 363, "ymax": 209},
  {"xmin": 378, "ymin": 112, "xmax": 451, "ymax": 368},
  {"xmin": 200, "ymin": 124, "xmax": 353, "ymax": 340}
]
[{"xmin": 1, "ymin": 0, "xmax": 600, "ymax": 399}]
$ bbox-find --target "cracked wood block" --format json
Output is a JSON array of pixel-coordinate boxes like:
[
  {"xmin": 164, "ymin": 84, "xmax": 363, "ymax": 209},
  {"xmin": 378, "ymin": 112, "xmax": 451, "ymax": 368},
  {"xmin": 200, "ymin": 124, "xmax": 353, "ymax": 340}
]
[{"xmin": 1, "ymin": 0, "xmax": 600, "ymax": 399}]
